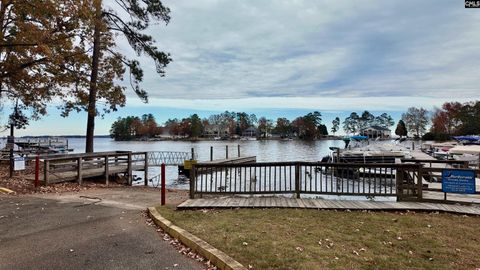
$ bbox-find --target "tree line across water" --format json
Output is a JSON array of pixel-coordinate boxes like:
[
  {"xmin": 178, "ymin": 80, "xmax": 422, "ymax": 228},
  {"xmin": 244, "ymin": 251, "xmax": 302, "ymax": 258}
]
[
  {"xmin": 110, "ymin": 101, "xmax": 480, "ymax": 141},
  {"xmin": 393, "ymin": 101, "xmax": 480, "ymax": 140},
  {"xmin": 110, "ymin": 111, "xmax": 395, "ymax": 141}
]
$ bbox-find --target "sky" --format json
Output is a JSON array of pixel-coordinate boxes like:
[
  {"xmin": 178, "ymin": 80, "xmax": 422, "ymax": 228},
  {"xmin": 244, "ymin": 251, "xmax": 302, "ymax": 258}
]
[{"xmin": 2, "ymin": 0, "xmax": 480, "ymax": 136}]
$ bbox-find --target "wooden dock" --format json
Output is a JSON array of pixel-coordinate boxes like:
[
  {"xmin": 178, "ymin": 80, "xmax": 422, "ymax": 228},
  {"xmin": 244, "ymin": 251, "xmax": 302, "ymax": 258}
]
[
  {"xmin": 36, "ymin": 151, "xmax": 148, "ymax": 185},
  {"xmin": 198, "ymin": 156, "xmax": 256, "ymax": 165},
  {"xmin": 178, "ymin": 197, "xmax": 480, "ymax": 215}
]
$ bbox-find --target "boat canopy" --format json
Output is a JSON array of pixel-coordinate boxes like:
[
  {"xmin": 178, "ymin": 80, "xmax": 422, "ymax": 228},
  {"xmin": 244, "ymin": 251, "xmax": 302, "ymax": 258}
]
[
  {"xmin": 453, "ymin": 135, "xmax": 480, "ymax": 142},
  {"xmin": 351, "ymin": 135, "xmax": 368, "ymax": 140}
]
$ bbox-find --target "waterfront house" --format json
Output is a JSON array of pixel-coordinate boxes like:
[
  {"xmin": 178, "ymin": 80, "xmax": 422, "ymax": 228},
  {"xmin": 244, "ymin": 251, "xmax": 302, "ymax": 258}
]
[
  {"xmin": 360, "ymin": 125, "xmax": 391, "ymax": 139},
  {"xmin": 242, "ymin": 126, "xmax": 259, "ymax": 138},
  {"xmin": 203, "ymin": 124, "xmax": 230, "ymax": 138}
]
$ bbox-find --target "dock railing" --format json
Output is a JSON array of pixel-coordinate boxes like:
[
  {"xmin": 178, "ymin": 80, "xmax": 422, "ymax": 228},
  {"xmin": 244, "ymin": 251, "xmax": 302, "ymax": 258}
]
[
  {"xmin": 401, "ymin": 158, "xmax": 480, "ymax": 195},
  {"xmin": 42, "ymin": 151, "xmax": 148, "ymax": 185},
  {"xmin": 190, "ymin": 162, "xmax": 423, "ymax": 201}
]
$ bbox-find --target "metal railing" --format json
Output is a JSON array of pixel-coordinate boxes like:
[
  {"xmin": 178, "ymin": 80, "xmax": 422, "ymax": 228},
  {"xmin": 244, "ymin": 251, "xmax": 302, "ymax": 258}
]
[
  {"xmin": 190, "ymin": 162, "xmax": 422, "ymax": 200},
  {"xmin": 147, "ymin": 151, "xmax": 195, "ymax": 166}
]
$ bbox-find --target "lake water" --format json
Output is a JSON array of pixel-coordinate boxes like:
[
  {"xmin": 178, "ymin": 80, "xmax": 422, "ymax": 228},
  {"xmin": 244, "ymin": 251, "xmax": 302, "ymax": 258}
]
[
  {"xmin": 2, "ymin": 137, "xmax": 399, "ymax": 200},
  {"xmin": 67, "ymin": 137, "xmax": 344, "ymax": 162},
  {"xmin": 68, "ymin": 137, "xmax": 346, "ymax": 189}
]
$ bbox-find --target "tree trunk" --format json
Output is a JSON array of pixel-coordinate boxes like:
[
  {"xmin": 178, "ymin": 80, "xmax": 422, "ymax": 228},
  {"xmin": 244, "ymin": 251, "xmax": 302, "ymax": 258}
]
[{"xmin": 85, "ymin": 0, "xmax": 102, "ymax": 153}]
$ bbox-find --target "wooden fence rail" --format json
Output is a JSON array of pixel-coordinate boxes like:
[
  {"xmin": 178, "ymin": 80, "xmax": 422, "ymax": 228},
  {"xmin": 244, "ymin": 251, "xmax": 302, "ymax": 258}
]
[
  {"xmin": 42, "ymin": 151, "xmax": 148, "ymax": 185},
  {"xmin": 190, "ymin": 162, "xmax": 423, "ymax": 201}
]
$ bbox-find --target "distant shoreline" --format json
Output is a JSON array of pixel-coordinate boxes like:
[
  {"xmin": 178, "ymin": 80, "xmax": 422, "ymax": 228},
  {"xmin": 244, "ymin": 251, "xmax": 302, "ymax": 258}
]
[{"xmin": 0, "ymin": 135, "xmax": 111, "ymax": 139}]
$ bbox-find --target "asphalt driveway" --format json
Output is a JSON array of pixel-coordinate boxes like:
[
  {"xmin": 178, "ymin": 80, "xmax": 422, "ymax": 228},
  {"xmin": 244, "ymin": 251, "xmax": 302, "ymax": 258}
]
[{"xmin": 0, "ymin": 194, "xmax": 203, "ymax": 270}]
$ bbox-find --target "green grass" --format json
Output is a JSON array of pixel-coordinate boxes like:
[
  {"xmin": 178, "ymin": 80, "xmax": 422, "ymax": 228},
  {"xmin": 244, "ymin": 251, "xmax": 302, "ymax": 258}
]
[{"xmin": 157, "ymin": 206, "xmax": 480, "ymax": 270}]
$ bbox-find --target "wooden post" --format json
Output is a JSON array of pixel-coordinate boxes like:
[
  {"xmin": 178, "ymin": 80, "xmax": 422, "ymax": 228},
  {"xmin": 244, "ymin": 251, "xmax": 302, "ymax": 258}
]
[
  {"xmin": 35, "ymin": 156, "xmax": 40, "ymax": 188},
  {"xmin": 161, "ymin": 163, "xmax": 166, "ymax": 205},
  {"xmin": 417, "ymin": 165, "xmax": 423, "ymax": 200},
  {"xmin": 210, "ymin": 146, "xmax": 213, "ymax": 161},
  {"xmin": 104, "ymin": 155, "xmax": 109, "ymax": 185},
  {"xmin": 226, "ymin": 145, "xmax": 229, "ymax": 159},
  {"xmin": 238, "ymin": 144, "xmax": 240, "ymax": 157},
  {"xmin": 190, "ymin": 164, "xmax": 196, "ymax": 199},
  {"xmin": 144, "ymin": 152, "xmax": 149, "ymax": 186},
  {"xmin": 295, "ymin": 163, "xmax": 301, "ymax": 198},
  {"xmin": 412, "ymin": 141, "xmax": 415, "ymax": 150},
  {"xmin": 77, "ymin": 157, "xmax": 83, "ymax": 184},
  {"xmin": 191, "ymin": 148, "xmax": 195, "ymax": 160},
  {"xmin": 395, "ymin": 169, "xmax": 403, "ymax": 201},
  {"xmin": 127, "ymin": 152, "xmax": 132, "ymax": 185},
  {"xmin": 44, "ymin": 160, "xmax": 49, "ymax": 186}
]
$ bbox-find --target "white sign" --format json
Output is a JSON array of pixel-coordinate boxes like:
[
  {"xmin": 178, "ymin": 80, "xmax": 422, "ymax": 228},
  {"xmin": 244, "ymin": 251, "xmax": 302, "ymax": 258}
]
[{"xmin": 14, "ymin": 157, "xmax": 25, "ymax": 171}]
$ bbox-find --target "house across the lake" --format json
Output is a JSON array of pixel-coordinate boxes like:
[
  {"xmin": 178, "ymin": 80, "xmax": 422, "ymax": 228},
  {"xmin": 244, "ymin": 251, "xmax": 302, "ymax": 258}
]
[
  {"xmin": 242, "ymin": 126, "xmax": 259, "ymax": 138},
  {"xmin": 360, "ymin": 125, "xmax": 391, "ymax": 139}
]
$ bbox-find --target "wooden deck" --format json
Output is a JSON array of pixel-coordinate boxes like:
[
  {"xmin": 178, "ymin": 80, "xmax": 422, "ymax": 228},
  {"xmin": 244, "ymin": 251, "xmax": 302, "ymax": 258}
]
[
  {"xmin": 199, "ymin": 156, "xmax": 256, "ymax": 165},
  {"xmin": 178, "ymin": 197, "xmax": 480, "ymax": 215}
]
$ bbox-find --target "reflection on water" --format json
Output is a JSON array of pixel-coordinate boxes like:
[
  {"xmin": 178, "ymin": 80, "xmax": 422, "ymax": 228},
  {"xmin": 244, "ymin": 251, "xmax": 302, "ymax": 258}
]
[
  {"xmin": 66, "ymin": 137, "xmax": 344, "ymax": 189},
  {"xmin": 67, "ymin": 137, "xmax": 344, "ymax": 162}
]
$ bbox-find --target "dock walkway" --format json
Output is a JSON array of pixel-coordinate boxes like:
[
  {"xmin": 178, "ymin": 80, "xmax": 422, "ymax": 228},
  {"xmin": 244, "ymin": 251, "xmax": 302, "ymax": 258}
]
[
  {"xmin": 178, "ymin": 197, "xmax": 480, "ymax": 215},
  {"xmin": 198, "ymin": 156, "xmax": 256, "ymax": 165}
]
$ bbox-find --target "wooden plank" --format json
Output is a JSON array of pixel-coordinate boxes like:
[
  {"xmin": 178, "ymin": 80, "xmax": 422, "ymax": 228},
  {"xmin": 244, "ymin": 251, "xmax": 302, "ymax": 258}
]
[
  {"xmin": 178, "ymin": 198, "xmax": 480, "ymax": 216},
  {"xmin": 296, "ymin": 198, "xmax": 306, "ymax": 208},
  {"xmin": 239, "ymin": 197, "xmax": 248, "ymax": 207},
  {"xmin": 228, "ymin": 197, "xmax": 241, "ymax": 207},
  {"xmin": 312, "ymin": 199, "xmax": 325, "ymax": 209},
  {"xmin": 278, "ymin": 197, "xmax": 286, "ymax": 207},
  {"xmin": 248, "ymin": 197, "xmax": 257, "ymax": 207},
  {"xmin": 285, "ymin": 198, "xmax": 294, "ymax": 208},
  {"xmin": 302, "ymin": 199, "xmax": 315, "ymax": 209},
  {"xmin": 248, "ymin": 197, "xmax": 258, "ymax": 207}
]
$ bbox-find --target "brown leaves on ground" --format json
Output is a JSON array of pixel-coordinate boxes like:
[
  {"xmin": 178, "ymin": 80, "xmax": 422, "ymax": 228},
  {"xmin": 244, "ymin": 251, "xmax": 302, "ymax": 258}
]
[
  {"xmin": 0, "ymin": 163, "xmax": 122, "ymax": 195},
  {"xmin": 142, "ymin": 211, "xmax": 216, "ymax": 270}
]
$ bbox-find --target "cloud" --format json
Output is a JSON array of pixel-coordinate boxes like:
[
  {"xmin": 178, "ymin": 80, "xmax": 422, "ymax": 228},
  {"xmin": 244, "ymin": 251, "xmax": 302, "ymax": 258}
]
[{"xmin": 116, "ymin": 0, "xmax": 480, "ymax": 105}]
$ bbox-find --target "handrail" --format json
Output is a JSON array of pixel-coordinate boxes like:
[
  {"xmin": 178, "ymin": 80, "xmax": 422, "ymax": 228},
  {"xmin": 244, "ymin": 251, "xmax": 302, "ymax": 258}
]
[
  {"xmin": 400, "ymin": 158, "xmax": 468, "ymax": 164},
  {"xmin": 44, "ymin": 151, "xmax": 131, "ymax": 161},
  {"xmin": 195, "ymin": 161, "xmax": 422, "ymax": 168},
  {"xmin": 190, "ymin": 162, "xmax": 423, "ymax": 200}
]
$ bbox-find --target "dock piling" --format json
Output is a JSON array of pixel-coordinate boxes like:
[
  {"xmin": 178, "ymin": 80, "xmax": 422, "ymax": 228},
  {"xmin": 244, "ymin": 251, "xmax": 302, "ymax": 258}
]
[{"xmin": 144, "ymin": 152, "xmax": 148, "ymax": 186}]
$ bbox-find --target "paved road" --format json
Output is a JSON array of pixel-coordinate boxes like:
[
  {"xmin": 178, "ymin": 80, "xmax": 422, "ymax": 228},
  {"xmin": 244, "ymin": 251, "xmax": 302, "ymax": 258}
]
[{"xmin": 0, "ymin": 194, "xmax": 203, "ymax": 270}]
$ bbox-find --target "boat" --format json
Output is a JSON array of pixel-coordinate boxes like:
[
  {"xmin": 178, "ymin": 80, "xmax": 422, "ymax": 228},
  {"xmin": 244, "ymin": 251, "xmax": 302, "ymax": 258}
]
[
  {"xmin": 343, "ymin": 135, "xmax": 369, "ymax": 149},
  {"xmin": 449, "ymin": 145, "xmax": 480, "ymax": 168},
  {"xmin": 453, "ymin": 135, "xmax": 480, "ymax": 145}
]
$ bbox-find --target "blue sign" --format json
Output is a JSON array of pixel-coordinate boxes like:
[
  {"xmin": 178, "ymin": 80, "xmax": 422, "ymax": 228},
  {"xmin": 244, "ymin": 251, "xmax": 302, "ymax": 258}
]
[{"xmin": 442, "ymin": 169, "xmax": 476, "ymax": 194}]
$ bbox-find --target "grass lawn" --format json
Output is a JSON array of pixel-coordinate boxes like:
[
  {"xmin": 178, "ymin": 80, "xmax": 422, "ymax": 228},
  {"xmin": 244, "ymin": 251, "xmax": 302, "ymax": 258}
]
[{"xmin": 157, "ymin": 206, "xmax": 480, "ymax": 270}]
